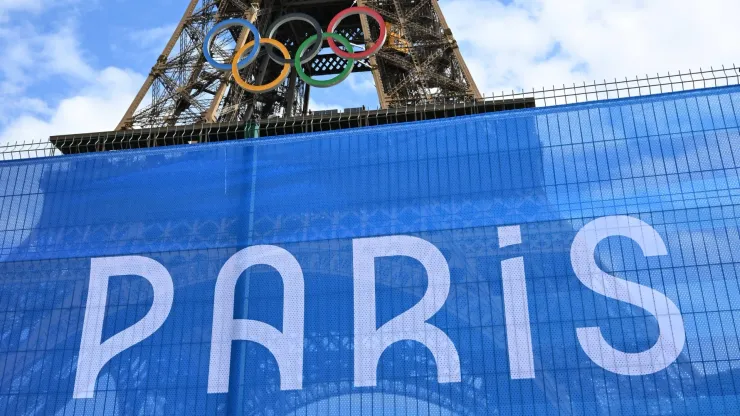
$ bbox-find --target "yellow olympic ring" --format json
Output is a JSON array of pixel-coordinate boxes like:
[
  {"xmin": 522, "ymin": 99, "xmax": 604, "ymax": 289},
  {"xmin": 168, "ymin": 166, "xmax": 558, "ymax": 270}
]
[{"xmin": 231, "ymin": 38, "xmax": 291, "ymax": 93}]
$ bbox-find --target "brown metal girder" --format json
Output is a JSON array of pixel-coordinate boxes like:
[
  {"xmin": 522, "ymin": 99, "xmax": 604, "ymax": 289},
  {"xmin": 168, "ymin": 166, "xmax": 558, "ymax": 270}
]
[
  {"xmin": 377, "ymin": 48, "xmax": 468, "ymax": 95},
  {"xmin": 166, "ymin": 0, "xmax": 255, "ymax": 125},
  {"xmin": 116, "ymin": 0, "xmax": 202, "ymax": 129},
  {"xmin": 383, "ymin": 47, "xmax": 446, "ymax": 98},
  {"xmin": 356, "ymin": 0, "xmax": 388, "ymax": 108},
  {"xmin": 203, "ymin": 4, "xmax": 259, "ymax": 122},
  {"xmin": 430, "ymin": 0, "xmax": 480, "ymax": 98}
]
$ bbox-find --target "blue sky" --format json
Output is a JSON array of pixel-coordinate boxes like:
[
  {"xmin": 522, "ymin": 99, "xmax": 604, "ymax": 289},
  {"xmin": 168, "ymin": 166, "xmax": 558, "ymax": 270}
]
[{"xmin": 0, "ymin": 0, "xmax": 739, "ymax": 144}]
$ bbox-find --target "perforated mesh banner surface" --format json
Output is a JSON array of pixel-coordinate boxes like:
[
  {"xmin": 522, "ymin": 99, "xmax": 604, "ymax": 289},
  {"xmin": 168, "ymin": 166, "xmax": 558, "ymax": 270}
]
[{"xmin": 2, "ymin": 86, "xmax": 740, "ymax": 415}]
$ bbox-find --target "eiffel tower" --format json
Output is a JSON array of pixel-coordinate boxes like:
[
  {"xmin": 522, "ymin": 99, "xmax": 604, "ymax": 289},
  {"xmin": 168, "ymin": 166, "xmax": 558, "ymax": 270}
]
[
  {"xmin": 51, "ymin": 0, "xmax": 533, "ymax": 152},
  {"xmin": 116, "ymin": 0, "xmax": 481, "ymax": 129}
]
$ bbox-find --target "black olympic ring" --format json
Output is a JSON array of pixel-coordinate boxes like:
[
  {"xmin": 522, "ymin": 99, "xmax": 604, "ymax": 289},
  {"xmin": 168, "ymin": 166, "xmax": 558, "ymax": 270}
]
[{"xmin": 265, "ymin": 13, "xmax": 324, "ymax": 65}]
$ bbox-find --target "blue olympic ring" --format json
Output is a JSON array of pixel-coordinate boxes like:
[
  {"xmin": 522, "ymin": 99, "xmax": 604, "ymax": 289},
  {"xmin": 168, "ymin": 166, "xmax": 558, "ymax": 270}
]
[{"xmin": 202, "ymin": 18, "xmax": 261, "ymax": 71}]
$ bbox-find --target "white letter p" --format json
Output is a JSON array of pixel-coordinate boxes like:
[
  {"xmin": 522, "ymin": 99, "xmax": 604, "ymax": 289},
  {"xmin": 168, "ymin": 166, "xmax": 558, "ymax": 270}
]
[{"xmin": 74, "ymin": 256, "xmax": 174, "ymax": 399}]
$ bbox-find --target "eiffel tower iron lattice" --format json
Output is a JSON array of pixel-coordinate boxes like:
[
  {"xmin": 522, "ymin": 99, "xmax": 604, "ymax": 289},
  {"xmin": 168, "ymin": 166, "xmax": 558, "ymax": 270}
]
[{"xmin": 116, "ymin": 0, "xmax": 481, "ymax": 130}]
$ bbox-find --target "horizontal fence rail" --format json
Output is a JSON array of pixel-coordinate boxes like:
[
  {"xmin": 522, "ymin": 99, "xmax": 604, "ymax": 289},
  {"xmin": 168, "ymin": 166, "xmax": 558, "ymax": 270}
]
[{"xmin": 1, "ymin": 65, "xmax": 739, "ymax": 161}]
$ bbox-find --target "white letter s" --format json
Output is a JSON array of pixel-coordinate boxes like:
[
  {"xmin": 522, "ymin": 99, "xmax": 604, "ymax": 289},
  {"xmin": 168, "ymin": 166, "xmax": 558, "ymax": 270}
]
[{"xmin": 571, "ymin": 216, "xmax": 685, "ymax": 375}]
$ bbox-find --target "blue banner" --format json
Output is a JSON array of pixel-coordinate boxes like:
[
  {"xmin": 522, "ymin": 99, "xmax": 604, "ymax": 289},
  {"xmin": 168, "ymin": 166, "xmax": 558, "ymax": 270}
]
[{"xmin": 2, "ymin": 86, "xmax": 740, "ymax": 415}]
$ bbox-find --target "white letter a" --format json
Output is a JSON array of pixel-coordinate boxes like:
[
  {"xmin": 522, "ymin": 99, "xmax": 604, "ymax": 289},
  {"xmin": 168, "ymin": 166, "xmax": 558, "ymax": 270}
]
[{"xmin": 208, "ymin": 245, "xmax": 304, "ymax": 393}]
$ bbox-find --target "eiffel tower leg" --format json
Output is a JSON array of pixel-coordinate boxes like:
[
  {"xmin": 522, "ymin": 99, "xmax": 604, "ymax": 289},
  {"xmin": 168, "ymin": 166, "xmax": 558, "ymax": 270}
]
[
  {"xmin": 116, "ymin": 0, "xmax": 201, "ymax": 130},
  {"xmin": 362, "ymin": 0, "xmax": 480, "ymax": 106},
  {"xmin": 285, "ymin": 70, "xmax": 298, "ymax": 117},
  {"xmin": 82, "ymin": 0, "xmax": 488, "ymax": 143},
  {"xmin": 357, "ymin": 0, "xmax": 388, "ymax": 108},
  {"xmin": 203, "ymin": 5, "xmax": 261, "ymax": 123},
  {"xmin": 431, "ymin": 0, "xmax": 481, "ymax": 99},
  {"xmin": 302, "ymin": 84, "xmax": 311, "ymax": 114}
]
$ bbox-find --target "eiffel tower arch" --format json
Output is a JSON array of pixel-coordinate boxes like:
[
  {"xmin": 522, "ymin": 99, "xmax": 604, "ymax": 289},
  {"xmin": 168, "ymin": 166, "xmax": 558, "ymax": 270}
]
[{"xmin": 115, "ymin": 0, "xmax": 482, "ymax": 130}]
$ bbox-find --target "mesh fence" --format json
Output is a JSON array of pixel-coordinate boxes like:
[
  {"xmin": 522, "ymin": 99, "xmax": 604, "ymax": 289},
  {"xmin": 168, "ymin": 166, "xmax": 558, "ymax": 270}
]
[
  {"xmin": 0, "ymin": 77, "xmax": 739, "ymax": 415},
  {"xmin": 1, "ymin": 65, "xmax": 739, "ymax": 160}
]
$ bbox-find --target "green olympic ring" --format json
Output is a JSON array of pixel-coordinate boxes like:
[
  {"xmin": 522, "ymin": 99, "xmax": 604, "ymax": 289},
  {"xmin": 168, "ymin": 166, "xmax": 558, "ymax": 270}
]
[{"xmin": 294, "ymin": 33, "xmax": 355, "ymax": 88}]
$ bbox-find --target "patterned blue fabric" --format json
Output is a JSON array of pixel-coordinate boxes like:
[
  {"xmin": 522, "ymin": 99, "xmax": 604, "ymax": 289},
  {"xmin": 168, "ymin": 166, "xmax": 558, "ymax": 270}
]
[{"xmin": 1, "ymin": 85, "xmax": 740, "ymax": 415}]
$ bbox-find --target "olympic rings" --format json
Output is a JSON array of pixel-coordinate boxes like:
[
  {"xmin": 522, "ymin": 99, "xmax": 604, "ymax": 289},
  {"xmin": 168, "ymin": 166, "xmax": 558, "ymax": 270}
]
[
  {"xmin": 202, "ymin": 7, "xmax": 385, "ymax": 94},
  {"xmin": 295, "ymin": 33, "xmax": 354, "ymax": 88},
  {"xmin": 232, "ymin": 39, "xmax": 291, "ymax": 93},
  {"xmin": 327, "ymin": 7, "xmax": 387, "ymax": 59}
]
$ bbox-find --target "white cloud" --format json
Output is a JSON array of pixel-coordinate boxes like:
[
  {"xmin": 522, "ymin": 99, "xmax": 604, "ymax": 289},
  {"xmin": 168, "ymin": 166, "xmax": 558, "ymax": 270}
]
[
  {"xmin": 0, "ymin": 20, "xmax": 95, "ymax": 116},
  {"xmin": 0, "ymin": 0, "xmax": 77, "ymax": 21},
  {"xmin": 128, "ymin": 23, "xmax": 177, "ymax": 54},
  {"xmin": 347, "ymin": 73, "xmax": 377, "ymax": 95},
  {"xmin": 41, "ymin": 25, "xmax": 95, "ymax": 79},
  {"xmin": 441, "ymin": 0, "xmax": 740, "ymax": 94},
  {"xmin": 0, "ymin": 67, "xmax": 143, "ymax": 145},
  {"xmin": 0, "ymin": 16, "xmax": 143, "ymax": 146},
  {"xmin": 0, "ymin": 0, "xmax": 44, "ymax": 15}
]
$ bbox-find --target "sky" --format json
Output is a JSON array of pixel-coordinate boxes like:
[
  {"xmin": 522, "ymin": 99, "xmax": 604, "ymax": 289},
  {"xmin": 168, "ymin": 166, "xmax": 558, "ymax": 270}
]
[{"xmin": 0, "ymin": 0, "xmax": 739, "ymax": 145}]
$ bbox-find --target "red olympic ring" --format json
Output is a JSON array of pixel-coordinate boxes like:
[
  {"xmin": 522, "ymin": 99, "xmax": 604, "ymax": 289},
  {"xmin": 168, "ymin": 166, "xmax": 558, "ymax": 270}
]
[{"xmin": 327, "ymin": 7, "xmax": 387, "ymax": 60}]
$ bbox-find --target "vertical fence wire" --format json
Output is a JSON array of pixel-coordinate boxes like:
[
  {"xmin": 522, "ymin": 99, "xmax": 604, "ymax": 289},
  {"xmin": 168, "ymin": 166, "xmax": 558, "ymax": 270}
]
[{"xmin": 1, "ymin": 65, "xmax": 738, "ymax": 160}]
